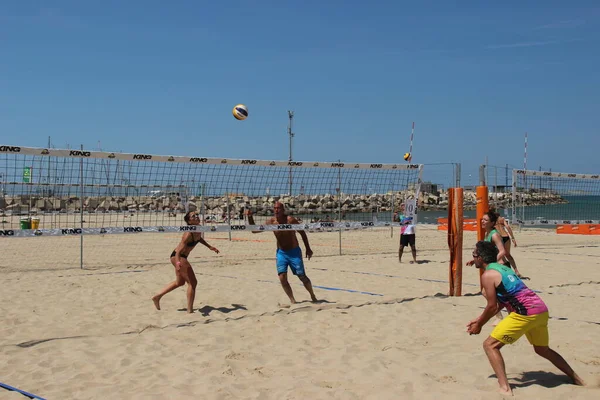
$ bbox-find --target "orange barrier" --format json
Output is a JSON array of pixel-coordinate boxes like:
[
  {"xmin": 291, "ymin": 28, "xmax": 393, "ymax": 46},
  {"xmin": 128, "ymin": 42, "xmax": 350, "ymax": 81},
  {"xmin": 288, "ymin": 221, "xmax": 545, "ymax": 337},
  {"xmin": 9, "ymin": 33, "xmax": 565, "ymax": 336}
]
[
  {"xmin": 557, "ymin": 224, "xmax": 600, "ymax": 235},
  {"xmin": 437, "ymin": 218, "xmax": 477, "ymax": 231}
]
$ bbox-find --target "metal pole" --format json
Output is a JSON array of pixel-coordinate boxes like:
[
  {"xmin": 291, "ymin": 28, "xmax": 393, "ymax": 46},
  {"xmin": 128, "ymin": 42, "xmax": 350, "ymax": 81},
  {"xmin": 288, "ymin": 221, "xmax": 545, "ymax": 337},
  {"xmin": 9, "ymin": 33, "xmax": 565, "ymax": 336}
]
[
  {"xmin": 227, "ymin": 193, "xmax": 232, "ymax": 241},
  {"xmin": 485, "ymin": 156, "xmax": 489, "ymax": 189},
  {"xmin": 479, "ymin": 165, "xmax": 486, "ymax": 186},
  {"xmin": 390, "ymin": 187, "xmax": 395, "ymax": 238},
  {"xmin": 47, "ymin": 136, "xmax": 51, "ymax": 187},
  {"xmin": 456, "ymin": 163, "xmax": 461, "ymax": 188},
  {"xmin": 524, "ymin": 132, "xmax": 528, "ymax": 192},
  {"xmin": 452, "ymin": 163, "xmax": 456, "ymax": 189},
  {"xmin": 80, "ymin": 144, "xmax": 84, "ymax": 269},
  {"xmin": 200, "ymin": 183, "xmax": 206, "ymax": 226},
  {"xmin": 494, "ymin": 166, "xmax": 498, "ymax": 207},
  {"xmin": 511, "ymin": 169, "xmax": 517, "ymax": 225},
  {"xmin": 337, "ymin": 163, "xmax": 342, "ymax": 256},
  {"xmin": 287, "ymin": 110, "xmax": 294, "ymax": 196}
]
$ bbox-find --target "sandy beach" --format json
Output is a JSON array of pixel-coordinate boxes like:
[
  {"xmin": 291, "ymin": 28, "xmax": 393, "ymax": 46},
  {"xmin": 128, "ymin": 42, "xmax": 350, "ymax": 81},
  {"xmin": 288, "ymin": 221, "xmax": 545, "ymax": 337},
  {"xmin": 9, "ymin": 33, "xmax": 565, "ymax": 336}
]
[{"xmin": 1, "ymin": 225, "xmax": 599, "ymax": 399}]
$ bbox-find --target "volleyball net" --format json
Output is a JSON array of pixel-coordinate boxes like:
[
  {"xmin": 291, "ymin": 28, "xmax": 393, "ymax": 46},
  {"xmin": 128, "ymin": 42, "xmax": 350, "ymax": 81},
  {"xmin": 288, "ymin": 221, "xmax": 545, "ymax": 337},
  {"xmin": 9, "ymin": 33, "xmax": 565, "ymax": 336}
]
[
  {"xmin": 512, "ymin": 168, "xmax": 600, "ymax": 226},
  {"xmin": 1, "ymin": 144, "xmax": 427, "ymax": 269}
]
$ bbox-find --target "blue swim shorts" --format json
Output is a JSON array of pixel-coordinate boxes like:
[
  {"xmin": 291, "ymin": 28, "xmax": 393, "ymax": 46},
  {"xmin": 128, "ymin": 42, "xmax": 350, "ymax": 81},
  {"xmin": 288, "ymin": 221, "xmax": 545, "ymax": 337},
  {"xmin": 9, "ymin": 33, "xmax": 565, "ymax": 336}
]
[{"xmin": 276, "ymin": 247, "xmax": 305, "ymax": 276}]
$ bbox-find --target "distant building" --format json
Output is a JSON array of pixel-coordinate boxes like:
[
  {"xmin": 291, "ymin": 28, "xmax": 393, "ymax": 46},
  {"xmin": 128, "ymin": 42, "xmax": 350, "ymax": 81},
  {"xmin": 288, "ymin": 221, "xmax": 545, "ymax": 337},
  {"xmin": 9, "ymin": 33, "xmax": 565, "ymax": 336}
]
[
  {"xmin": 419, "ymin": 182, "xmax": 438, "ymax": 194},
  {"xmin": 490, "ymin": 185, "xmax": 511, "ymax": 193}
]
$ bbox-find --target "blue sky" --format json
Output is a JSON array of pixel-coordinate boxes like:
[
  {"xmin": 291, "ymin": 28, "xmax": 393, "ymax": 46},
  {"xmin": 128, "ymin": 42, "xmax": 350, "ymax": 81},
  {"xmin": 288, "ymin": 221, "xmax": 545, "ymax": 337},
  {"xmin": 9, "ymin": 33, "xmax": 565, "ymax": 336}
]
[{"xmin": 1, "ymin": 1, "xmax": 599, "ymax": 186}]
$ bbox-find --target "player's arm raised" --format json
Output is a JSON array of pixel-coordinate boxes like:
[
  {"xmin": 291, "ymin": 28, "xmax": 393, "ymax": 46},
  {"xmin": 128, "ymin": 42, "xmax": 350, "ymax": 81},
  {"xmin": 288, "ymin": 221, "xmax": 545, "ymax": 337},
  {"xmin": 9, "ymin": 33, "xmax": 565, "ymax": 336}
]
[{"xmin": 245, "ymin": 209, "xmax": 269, "ymax": 233}]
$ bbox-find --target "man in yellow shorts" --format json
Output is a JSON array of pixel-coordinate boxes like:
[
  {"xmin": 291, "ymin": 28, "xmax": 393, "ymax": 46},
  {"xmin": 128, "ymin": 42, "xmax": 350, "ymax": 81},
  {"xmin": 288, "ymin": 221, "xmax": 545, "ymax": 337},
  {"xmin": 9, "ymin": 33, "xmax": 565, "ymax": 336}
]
[{"xmin": 466, "ymin": 241, "xmax": 585, "ymax": 395}]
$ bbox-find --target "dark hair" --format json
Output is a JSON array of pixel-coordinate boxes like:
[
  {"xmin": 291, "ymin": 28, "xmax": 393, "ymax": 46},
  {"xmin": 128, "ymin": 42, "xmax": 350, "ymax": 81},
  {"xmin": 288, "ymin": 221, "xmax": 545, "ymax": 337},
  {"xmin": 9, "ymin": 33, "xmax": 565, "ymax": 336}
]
[
  {"xmin": 184, "ymin": 210, "xmax": 195, "ymax": 225},
  {"xmin": 488, "ymin": 206, "xmax": 498, "ymax": 216},
  {"xmin": 484, "ymin": 211, "xmax": 499, "ymax": 225},
  {"xmin": 475, "ymin": 241, "xmax": 498, "ymax": 264}
]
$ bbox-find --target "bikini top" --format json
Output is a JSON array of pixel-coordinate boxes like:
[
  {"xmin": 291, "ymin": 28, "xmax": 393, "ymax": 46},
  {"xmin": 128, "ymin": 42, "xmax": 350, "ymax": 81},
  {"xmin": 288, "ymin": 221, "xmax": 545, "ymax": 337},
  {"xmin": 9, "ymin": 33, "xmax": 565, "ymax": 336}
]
[{"xmin": 186, "ymin": 234, "xmax": 203, "ymax": 248}]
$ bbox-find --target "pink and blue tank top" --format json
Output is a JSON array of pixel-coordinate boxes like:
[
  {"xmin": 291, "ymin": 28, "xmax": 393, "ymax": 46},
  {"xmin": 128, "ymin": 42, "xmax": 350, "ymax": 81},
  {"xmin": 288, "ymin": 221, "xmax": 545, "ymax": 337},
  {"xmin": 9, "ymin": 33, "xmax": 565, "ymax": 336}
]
[{"xmin": 486, "ymin": 263, "xmax": 548, "ymax": 316}]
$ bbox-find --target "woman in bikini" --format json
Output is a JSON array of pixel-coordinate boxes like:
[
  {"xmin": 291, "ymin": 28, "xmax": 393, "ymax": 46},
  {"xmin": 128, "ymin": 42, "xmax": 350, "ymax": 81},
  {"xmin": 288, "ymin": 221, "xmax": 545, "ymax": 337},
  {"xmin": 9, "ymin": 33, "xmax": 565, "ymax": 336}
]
[
  {"xmin": 467, "ymin": 211, "xmax": 507, "ymax": 266},
  {"xmin": 491, "ymin": 209, "xmax": 522, "ymax": 278},
  {"xmin": 152, "ymin": 211, "xmax": 220, "ymax": 313},
  {"xmin": 467, "ymin": 211, "xmax": 508, "ymax": 323}
]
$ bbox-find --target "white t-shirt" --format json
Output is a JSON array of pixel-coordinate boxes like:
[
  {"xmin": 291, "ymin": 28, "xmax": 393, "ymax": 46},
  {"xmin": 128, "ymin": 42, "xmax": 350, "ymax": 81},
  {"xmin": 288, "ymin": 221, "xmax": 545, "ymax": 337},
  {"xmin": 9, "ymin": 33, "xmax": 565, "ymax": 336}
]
[{"xmin": 402, "ymin": 224, "xmax": 415, "ymax": 235}]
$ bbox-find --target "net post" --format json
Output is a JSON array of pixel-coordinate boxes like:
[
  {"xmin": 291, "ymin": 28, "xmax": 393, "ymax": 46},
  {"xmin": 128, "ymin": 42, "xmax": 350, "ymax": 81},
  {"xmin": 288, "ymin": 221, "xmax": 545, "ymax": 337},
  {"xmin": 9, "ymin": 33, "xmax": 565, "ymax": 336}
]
[
  {"xmin": 390, "ymin": 188, "xmax": 395, "ymax": 238},
  {"xmin": 511, "ymin": 169, "xmax": 517, "ymax": 226},
  {"xmin": 448, "ymin": 188, "xmax": 464, "ymax": 296},
  {"xmin": 337, "ymin": 166, "xmax": 342, "ymax": 256},
  {"xmin": 200, "ymin": 183, "xmax": 206, "ymax": 236},
  {"xmin": 79, "ymin": 144, "xmax": 84, "ymax": 270},
  {"xmin": 476, "ymin": 184, "xmax": 489, "ymax": 286},
  {"xmin": 226, "ymin": 192, "xmax": 232, "ymax": 241},
  {"xmin": 448, "ymin": 188, "xmax": 454, "ymax": 295}
]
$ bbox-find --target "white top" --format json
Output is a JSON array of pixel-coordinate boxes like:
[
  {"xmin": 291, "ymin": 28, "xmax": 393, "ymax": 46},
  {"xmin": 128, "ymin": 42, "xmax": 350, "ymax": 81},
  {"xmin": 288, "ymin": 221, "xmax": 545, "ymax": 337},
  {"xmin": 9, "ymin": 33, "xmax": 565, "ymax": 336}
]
[{"xmin": 402, "ymin": 224, "xmax": 415, "ymax": 235}]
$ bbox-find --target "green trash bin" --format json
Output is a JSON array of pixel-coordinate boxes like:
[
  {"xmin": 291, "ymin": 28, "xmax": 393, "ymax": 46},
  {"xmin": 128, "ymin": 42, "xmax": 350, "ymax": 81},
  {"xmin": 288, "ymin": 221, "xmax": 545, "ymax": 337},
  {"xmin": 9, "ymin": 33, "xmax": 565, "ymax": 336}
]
[{"xmin": 20, "ymin": 217, "xmax": 31, "ymax": 229}]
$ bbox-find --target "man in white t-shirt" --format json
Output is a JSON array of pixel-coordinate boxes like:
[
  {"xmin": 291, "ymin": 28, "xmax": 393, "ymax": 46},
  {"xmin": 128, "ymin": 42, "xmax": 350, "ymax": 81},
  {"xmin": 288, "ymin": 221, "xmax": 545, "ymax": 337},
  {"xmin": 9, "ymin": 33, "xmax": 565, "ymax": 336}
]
[{"xmin": 399, "ymin": 216, "xmax": 417, "ymax": 264}]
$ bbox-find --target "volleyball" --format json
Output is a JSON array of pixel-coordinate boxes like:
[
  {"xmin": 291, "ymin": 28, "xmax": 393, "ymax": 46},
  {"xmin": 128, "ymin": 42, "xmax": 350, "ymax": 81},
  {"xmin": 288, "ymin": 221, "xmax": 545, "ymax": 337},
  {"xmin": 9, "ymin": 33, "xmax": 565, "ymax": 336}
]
[
  {"xmin": 232, "ymin": 104, "xmax": 249, "ymax": 120},
  {"xmin": 403, "ymin": 152, "xmax": 412, "ymax": 162}
]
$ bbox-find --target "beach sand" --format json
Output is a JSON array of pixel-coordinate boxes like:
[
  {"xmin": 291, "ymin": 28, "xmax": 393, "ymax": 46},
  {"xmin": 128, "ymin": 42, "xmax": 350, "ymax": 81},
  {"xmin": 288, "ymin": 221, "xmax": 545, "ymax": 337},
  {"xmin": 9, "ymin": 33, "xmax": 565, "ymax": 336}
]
[{"xmin": 1, "ymin": 226, "xmax": 599, "ymax": 399}]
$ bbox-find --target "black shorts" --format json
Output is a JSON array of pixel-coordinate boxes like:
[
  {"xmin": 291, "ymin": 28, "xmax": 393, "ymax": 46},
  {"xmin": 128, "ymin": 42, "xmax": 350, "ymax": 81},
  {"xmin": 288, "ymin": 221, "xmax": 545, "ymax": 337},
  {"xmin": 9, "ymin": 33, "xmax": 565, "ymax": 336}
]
[
  {"xmin": 170, "ymin": 251, "xmax": 188, "ymax": 259},
  {"xmin": 400, "ymin": 234, "xmax": 416, "ymax": 247},
  {"xmin": 502, "ymin": 236, "xmax": 510, "ymax": 244}
]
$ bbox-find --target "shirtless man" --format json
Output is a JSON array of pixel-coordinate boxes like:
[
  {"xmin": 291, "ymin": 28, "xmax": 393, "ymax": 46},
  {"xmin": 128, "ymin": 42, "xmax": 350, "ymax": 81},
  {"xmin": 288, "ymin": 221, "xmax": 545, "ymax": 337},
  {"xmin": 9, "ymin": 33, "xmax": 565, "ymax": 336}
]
[{"xmin": 246, "ymin": 202, "xmax": 318, "ymax": 305}]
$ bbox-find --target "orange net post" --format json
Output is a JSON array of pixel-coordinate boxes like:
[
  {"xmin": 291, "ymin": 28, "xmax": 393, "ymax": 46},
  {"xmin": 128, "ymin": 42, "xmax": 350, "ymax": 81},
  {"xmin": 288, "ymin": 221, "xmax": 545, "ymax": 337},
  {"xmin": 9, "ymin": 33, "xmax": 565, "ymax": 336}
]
[
  {"xmin": 476, "ymin": 186, "xmax": 489, "ymax": 285},
  {"xmin": 448, "ymin": 188, "xmax": 464, "ymax": 296}
]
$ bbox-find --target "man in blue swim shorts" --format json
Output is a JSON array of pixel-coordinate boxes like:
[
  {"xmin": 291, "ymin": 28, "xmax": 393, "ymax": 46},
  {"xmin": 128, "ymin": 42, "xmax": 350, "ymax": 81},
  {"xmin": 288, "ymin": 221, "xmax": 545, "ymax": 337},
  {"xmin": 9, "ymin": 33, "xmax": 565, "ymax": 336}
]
[{"xmin": 246, "ymin": 201, "xmax": 318, "ymax": 305}]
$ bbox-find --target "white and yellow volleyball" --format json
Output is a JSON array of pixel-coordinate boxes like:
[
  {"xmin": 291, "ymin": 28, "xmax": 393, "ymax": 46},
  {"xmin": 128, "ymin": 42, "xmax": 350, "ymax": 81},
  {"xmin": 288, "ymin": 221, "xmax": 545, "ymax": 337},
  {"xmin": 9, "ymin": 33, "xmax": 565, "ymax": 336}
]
[
  {"xmin": 232, "ymin": 104, "xmax": 249, "ymax": 120},
  {"xmin": 403, "ymin": 152, "xmax": 412, "ymax": 162}
]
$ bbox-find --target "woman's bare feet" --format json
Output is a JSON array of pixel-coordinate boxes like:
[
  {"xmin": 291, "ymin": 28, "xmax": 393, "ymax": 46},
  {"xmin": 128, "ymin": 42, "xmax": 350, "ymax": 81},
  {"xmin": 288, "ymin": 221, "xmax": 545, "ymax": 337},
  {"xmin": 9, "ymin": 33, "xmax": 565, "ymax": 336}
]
[{"xmin": 152, "ymin": 295, "xmax": 161, "ymax": 310}]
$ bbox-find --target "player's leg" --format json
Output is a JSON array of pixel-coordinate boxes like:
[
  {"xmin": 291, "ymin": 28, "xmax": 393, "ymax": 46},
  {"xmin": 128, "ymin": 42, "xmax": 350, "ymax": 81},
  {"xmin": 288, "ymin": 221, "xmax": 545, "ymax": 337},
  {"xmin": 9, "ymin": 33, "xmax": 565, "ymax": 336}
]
[
  {"xmin": 526, "ymin": 313, "xmax": 585, "ymax": 385},
  {"xmin": 409, "ymin": 235, "xmax": 417, "ymax": 263},
  {"xmin": 533, "ymin": 346, "xmax": 585, "ymax": 385},
  {"xmin": 485, "ymin": 312, "xmax": 533, "ymax": 394},
  {"xmin": 177, "ymin": 259, "xmax": 198, "ymax": 313},
  {"xmin": 398, "ymin": 235, "xmax": 406, "ymax": 263},
  {"xmin": 289, "ymin": 247, "xmax": 317, "ymax": 302},
  {"xmin": 278, "ymin": 272, "xmax": 296, "ymax": 304},
  {"xmin": 152, "ymin": 254, "xmax": 186, "ymax": 310},
  {"xmin": 276, "ymin": 250, "xmax": 296, "ymax": 304},
  {"xmin": 482, "ymin": 336, "xmax": 512, "ymax": 395}
]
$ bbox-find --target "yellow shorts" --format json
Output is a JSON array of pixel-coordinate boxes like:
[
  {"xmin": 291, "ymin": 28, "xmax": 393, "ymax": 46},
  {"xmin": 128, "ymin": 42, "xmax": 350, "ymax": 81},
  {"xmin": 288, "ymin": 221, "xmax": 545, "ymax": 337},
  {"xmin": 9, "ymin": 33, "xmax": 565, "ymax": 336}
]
[{"xmin": 490, "ymin": 312, "xmax": 549, "ymax": 346}]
